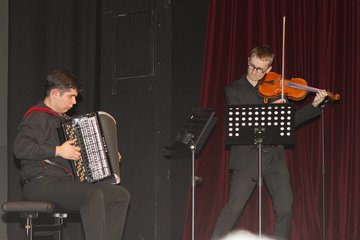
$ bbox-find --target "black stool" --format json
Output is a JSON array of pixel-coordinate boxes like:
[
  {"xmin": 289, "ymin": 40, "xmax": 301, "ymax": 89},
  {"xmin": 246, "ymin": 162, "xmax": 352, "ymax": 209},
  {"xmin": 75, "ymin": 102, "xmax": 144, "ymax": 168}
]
[{"xmin": 2, "ymin": 201, "xmax": 67, "ymax": 240}]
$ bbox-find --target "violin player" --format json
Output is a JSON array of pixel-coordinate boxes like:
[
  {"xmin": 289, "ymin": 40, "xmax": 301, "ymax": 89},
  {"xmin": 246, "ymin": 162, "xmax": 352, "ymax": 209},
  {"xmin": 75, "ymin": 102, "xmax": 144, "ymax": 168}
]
[{"xmin": 211, "ymin": 45, "xmax": 328, "ymax": 240}]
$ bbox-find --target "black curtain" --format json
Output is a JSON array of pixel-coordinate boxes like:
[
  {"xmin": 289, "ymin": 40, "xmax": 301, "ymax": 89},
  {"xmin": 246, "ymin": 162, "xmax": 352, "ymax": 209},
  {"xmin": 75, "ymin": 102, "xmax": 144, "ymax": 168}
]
[{"xmin": 8, "ymin": 1, "xmax": 99, "ymax": 239}]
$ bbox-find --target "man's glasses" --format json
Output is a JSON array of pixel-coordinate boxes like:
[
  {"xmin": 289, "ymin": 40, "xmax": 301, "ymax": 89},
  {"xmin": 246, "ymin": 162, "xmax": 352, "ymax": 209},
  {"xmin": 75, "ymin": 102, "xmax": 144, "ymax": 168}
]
[{"xmin": 248, "ymin": 62, "xmax": 270, "ymax": 74}]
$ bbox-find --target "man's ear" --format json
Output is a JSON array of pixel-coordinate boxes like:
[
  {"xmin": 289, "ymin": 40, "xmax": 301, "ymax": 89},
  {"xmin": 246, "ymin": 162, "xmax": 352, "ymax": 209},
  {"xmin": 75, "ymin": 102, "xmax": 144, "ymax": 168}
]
[{"xmin": 50, "ymin": 88, "xmax": 61, "ymax": 97}]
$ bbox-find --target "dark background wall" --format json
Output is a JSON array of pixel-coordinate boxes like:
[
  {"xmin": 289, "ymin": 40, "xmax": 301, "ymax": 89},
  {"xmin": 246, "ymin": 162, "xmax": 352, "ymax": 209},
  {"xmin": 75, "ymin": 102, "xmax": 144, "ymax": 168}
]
[
  {"xmin": 100, "ymin": 1, "xmax": 172, "ymax": 239},
  {"xmin": 0, "ymin": 0, "xmax": 9, "ymax": 238},
  {"xmin": 3, "ymin": 0, "xmax": 208, "ymax": 239},
  {"xmin": 171, "ymin": 1, "xmax": 209, "ymax": 239}
]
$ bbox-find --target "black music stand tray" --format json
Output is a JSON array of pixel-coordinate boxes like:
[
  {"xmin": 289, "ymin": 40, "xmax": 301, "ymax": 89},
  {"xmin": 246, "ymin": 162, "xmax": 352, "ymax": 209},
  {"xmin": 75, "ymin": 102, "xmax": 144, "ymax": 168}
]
[
  {"xmin": 171, "ymin": 108, "xmax": 217, "ymax": 240},
  {"xmin": 172, "ymin": 108, "xmax": 217, "ymax": 154},
  {"xmin": 225, "ymin": 103, "xmax": 295, "ymax": 238}
]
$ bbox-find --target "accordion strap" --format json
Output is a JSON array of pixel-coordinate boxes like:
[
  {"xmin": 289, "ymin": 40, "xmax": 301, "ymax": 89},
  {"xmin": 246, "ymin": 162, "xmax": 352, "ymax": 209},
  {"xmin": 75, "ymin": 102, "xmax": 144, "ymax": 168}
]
[
  {"xmin": 43, "ymin": 159, "xmax": 74, "ymax": 177},
  {"xmin": 23, "ymin": 106, "xmax": 62, "ymax": 119}
]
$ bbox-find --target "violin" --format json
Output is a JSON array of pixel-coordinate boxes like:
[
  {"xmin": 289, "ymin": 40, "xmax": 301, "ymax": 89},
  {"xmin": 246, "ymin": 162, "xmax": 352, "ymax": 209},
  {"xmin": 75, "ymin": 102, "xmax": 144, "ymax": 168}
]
[
  {"xmin": 258, "ymin": 72, "xmax": 341, "ymax": 101},
  {"xmin": 258, "ymin": 17, "xmax": 340, "ymax": 102}
]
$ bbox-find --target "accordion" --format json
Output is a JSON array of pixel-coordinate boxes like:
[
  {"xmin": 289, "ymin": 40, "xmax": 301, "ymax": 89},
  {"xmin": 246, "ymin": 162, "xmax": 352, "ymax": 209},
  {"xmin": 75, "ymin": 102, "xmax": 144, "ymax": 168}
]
[{"xmin": 58, "ymin": 111, "xmax": 121, "ymax": 184}]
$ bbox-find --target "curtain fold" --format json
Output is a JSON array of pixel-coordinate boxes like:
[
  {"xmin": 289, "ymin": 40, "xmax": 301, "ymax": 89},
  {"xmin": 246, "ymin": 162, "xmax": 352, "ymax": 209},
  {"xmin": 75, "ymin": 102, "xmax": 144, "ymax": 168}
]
[{"xmin": 183, "ymin": 0, "xmax": 360, "ymax": 239}]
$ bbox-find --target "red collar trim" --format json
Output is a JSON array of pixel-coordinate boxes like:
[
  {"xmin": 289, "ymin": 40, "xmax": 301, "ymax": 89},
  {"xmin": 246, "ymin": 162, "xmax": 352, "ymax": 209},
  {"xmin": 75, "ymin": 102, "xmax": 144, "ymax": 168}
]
[{"xmin": 23, "ymin": 106, "xmax": 62, "ymax": 119}]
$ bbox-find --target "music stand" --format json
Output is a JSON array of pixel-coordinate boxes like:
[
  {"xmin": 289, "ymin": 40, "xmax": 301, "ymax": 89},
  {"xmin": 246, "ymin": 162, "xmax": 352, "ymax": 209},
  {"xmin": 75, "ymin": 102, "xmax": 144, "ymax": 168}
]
[
  {"xmin": 171, "ymin": 108, "xmax": 217, "ymax": 240},
  {"xmin": 225, "ymin": 103, "xmax": 295, "ymax": 238}
]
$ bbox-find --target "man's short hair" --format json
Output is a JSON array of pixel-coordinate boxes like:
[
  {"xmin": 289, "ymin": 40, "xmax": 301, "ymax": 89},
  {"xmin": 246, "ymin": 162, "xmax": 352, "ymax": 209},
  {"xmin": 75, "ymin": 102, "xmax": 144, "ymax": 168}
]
[
  {"xmin": 43, "ymin": 69, "xmax": 83, "ymax": 97},
  {"xmin": 250, "ymin": 45, "xmax": 275, "ymax": 65}
]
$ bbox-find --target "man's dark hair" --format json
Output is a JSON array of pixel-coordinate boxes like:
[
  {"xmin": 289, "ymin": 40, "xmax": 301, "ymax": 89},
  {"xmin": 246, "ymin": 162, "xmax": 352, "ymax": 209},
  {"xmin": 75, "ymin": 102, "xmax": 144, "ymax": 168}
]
[{"xmin": 43, "ymin": 69, "xmax": 83, "ymax": 97}]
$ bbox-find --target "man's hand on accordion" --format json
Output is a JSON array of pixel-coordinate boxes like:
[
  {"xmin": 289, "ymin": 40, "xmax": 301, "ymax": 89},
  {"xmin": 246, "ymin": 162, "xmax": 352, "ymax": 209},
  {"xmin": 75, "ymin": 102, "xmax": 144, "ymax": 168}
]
[{"xmin": 55, "ymin": 139, "xmax": 81, "ymax": 161}]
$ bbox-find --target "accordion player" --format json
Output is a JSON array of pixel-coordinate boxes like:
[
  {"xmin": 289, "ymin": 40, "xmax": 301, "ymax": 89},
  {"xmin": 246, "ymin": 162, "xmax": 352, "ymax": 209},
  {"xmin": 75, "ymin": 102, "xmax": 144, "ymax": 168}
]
[{"xmin": 58, "ymin": 111, "xmax": 121, "ymax": 184}]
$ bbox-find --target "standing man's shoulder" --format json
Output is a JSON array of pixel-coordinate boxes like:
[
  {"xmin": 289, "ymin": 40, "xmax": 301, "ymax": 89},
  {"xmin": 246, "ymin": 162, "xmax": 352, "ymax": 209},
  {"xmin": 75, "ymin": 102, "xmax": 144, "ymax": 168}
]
[
  {"xmin": 225, "ymin": 76, "xmax": 248, "ymax": 104},
  {"xmin": 226, "ymin": 76, "xmax": 244, "ymax": 88},
  {"xmin": 226, "ymin": 75, "xmax": 248, "ymax": 92}
]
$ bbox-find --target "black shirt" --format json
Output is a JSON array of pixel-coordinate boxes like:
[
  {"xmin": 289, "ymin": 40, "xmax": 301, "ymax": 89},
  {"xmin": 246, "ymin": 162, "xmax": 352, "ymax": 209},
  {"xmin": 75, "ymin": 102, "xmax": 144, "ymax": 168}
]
[{"xmin": 14, "ymin": 102, "xmax": 73, "ymax": 178}]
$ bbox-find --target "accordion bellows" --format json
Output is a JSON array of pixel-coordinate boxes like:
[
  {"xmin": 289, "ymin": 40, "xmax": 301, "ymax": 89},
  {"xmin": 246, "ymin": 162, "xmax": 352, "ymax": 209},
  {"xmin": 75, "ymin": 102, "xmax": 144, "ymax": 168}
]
[{"xmin": 58, "ymin": 111, "xmax": 121, "ymax": 184}]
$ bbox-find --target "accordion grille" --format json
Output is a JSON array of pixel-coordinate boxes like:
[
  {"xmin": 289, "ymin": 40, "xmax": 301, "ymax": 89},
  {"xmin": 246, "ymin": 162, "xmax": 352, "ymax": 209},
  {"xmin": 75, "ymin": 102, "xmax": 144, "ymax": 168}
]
[{"xmin": 62, "ymin": 113, "xmax": 112, "ymax": 182}]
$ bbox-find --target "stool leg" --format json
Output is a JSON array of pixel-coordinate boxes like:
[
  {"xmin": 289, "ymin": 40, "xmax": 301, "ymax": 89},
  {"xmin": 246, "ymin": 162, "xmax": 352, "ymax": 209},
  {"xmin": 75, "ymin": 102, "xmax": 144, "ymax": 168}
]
[
  {"xmin": 25, "ymin": 216, "xmax": 33, "ymax": 240},
  {"xmin": 54, "ymin": 216, "xmax": 61, "ymax": 240},
  {"xmin": 53, "ymin": 213, "xmax": 66, "ymax": 240}
]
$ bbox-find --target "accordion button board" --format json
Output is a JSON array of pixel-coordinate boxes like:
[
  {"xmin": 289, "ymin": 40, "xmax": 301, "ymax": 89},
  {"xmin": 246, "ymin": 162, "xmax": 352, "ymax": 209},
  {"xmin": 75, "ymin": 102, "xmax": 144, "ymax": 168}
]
[{"xmin": 59, "ymin": 112, "xmax": 116, "ymax": 183}]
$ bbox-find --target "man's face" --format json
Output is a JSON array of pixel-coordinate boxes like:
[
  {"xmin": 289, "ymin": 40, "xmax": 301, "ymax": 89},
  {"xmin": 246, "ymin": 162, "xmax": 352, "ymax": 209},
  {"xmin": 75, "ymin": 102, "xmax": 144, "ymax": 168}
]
[
  {"xmin": 246, "ymin": 56, "xmax": 272, "ymax": 82},
  {"xmin": 51, "ymin": 88, "xmax": 78, "ymax": 113}
]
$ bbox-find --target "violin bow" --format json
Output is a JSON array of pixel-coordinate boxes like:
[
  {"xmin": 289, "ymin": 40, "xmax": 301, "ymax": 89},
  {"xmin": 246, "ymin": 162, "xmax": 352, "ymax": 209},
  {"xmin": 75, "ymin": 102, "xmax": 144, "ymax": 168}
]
[{"xmin": 281, "ymin": 16, "xmax": 286, "ymax": 100}]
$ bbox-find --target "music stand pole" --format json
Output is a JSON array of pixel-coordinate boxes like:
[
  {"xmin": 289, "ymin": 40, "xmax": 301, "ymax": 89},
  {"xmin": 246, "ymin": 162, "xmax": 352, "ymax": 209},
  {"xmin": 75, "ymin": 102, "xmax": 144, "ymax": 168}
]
[
  {"xmin": 258, "ymin": 143, "xmax": 263, "ymax": 239},
  {"xmin": 259, "ymin": 144, "xmax": 263, "ymax": 239},
  {"xmin": 189, "ymin": 139, "xmax": 196, "ymax": 240},
  {"xmin": 320, "ymin": 104, "xmax": 326, "ymax": 240},
  {"xmin": 190, "ymin": 139, "xmax": 203, "ymax": 240},
  {"xmin": 255, "ymin": 128, "xmax": 265, "ymax": 239},
  {"xmin": 191, "ymin": 145, "xmax": 196, "ymax": 240}
]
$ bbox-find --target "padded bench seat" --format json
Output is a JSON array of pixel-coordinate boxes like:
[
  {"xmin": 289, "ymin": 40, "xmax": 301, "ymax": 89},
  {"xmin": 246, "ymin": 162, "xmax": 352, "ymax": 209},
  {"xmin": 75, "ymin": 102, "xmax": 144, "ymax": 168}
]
[{"xmin": 2, "ymin": 200, "xmax": 67, "ymax": 240}]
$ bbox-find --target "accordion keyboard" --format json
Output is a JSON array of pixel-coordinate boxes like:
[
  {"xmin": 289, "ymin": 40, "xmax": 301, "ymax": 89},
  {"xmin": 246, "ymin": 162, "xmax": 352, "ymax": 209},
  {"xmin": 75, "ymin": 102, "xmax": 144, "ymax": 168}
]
[{"xmin": 61, "ymin": 112, "xmax": 112, "ymax": 182}]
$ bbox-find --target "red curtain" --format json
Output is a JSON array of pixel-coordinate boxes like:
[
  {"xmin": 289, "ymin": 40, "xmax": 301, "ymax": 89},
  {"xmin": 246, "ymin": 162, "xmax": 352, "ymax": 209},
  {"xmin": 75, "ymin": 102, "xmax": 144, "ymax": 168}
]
[{"xmin": 183, "ymin": 0, "xmax": 360, "ymax": 239}]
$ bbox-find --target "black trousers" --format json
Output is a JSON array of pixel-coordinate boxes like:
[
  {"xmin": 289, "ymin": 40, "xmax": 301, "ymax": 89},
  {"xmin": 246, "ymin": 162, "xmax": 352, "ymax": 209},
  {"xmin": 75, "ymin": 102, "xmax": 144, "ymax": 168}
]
[
  {"xmin": 211, "ymin": 151, "xmax": 293, "ymax": 240},
  {"xmin": 22, "ymin": 175, "xmax": 130, "ymax": 240}
]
